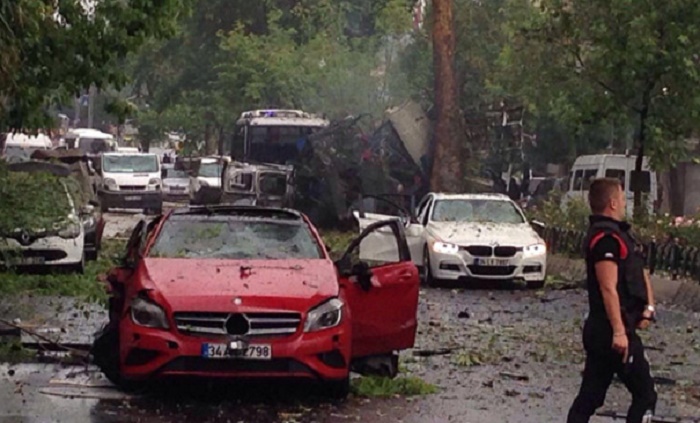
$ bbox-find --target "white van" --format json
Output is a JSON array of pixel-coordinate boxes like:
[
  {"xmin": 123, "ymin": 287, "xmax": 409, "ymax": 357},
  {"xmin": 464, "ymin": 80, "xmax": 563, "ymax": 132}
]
[
  {"xmin": 63, "ymin": 128, "xmax": 117, "ymax": 155},
  {"xmin": 564, "ymin": 154, "xmax": 657, "ymax": 216},
  {"xmin": 1, "ymin": 133, "xmax": 52, "ymax": 162},
  {"xmin": 96, "ymin": 153, "xmax": 163, "ymax": 213}
]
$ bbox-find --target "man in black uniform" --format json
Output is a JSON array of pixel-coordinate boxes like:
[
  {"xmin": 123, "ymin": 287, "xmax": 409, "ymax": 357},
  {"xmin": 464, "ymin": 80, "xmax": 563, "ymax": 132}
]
[{"xmin": 567, "ymin": 178, "xmax": 657, "ymax": 423}]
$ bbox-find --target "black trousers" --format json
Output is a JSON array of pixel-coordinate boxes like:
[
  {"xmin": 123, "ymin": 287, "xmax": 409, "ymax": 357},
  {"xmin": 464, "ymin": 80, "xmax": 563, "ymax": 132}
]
[{"xmin": 567, "ymin": 325, "xmax": 657, "ymax": 423}]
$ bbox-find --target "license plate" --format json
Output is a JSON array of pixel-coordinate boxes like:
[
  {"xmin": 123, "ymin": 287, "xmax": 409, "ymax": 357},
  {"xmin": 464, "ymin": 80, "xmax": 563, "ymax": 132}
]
[
  {"xmin": 474, "ymin": 258, "xmax": 510, "ymax": 266},
  {"xmin": 16, "ymin": 257, "xmax": 45, "ymax": 266},
  {"xmin": 124, "ymin": 196, "xmax": 142, "ymax": 201},
  {"xmin": 201, "ymin": 343, "xmax": 272, "ymax": 360}
]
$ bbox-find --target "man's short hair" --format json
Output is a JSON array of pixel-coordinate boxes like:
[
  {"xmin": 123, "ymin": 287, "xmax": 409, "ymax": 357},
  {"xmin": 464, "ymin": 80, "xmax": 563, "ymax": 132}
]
[{"xmin": 589, "ymin": 178, "xmax": 622, "ymax": 214}]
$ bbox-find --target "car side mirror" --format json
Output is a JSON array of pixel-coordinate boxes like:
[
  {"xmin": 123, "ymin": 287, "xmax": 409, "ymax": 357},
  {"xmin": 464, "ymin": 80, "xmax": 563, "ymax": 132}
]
[
  {"xmin": 352, "ymin": 262, "xmax": 373, "ymax": 292},
  {"xmin": 80, "ymin": 204, "xmax": 95, "ymax": 216},
  {"xmin": 531, "ymin": 220, "xmax": 545, "ymax": 230}
]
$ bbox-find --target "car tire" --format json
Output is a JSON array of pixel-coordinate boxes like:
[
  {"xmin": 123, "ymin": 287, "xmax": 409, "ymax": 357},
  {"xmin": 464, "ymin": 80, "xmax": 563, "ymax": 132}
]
[
  {"xmin": 422, "ymin": 245, "xmax": 436, "ymax": 287},
  {"xmin": 324, "ymin": 376, "xmax": 350, "ymax": 400},
  {"xmin": 86, "ymin": 249, "xmax": 98, "ymax": 262},
  {"xmin": 92, "ymin": 326, "xmax": 143, "ymax": 393},
  {"xmin": 71, "ymin": 253, "xmax": 85, "ymax": 274},
  {"xmin": 527, "ymin": 279, "xmax": 545, "ymax": 290}
]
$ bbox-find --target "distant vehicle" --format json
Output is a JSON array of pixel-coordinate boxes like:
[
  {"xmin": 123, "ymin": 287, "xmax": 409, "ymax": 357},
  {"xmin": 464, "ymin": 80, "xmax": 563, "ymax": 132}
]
[
  {"xmin": 354, "ymin": 193, "xmax": 547, "ymax": 289},
  {"xmin": 189, "ymin": 156, "xmax": 229, "ymax": 205},
  {"xmin": 93, "ymin": 206, "xmax": 420, "ymax": 397},
  {"xmin": 95, "ymin": 152, "xmax": 163, "ymax": 214},
  {"xmin": 63, "ymin": 128, "xmax": 117, "ymax": 156},
  {"xmin": 564, "ymin": 154, "xmax": 657, "ymax": 216},
  {"xmin": 1, "ymin": 162, "xmax": 91, "ymax": 272},
  {"xmin": 30, "ymin": 149, "xmax": 106, "ymax": 261},
  {"xmin": 161, "ymin": 163, "xmax": 189, "ymax": 201},
  {"xmin": 232, "ymin": 109, "xmax": 329, "ymax": 164},
  {"xmin": 524, "ymin": 177, "xmax": 567, "ymax": 209},
  {"xmin": 1, "ymin": 133, "xmax": 52, "ymax": 163},
  {"xmin": 221, "ymin": 161, "xmax": 294, "ymax": 207}
]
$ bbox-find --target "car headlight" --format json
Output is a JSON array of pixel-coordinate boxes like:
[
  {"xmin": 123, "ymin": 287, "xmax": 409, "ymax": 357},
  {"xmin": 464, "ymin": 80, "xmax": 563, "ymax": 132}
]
[
  {"xmin": 304, "ymin": 298, "xmax": 344, "ymax": 333},
  {"xmin": 523, "ymin": 243, "xmax": 547, "ymax": 257},
  {"xmin": 58, "ymin": 223, "xmax": 81, "ymax": 239},
  {"xmin": 433, "ymin": 241, "xmax": 459, "ymax": 254},
  {"xmin": 104, "ymin": 178, "xmax": 117, "ymax": 190},
  {"xmin": 130, "ymin": 297, "xmax": 170, "ymax": 329}
]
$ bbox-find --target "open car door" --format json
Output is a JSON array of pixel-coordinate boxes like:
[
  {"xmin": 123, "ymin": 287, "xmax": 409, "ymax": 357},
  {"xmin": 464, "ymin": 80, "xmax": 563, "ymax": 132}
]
[
  {"xmin": 337, "ymin": 219, "xmax": 420, "ymax": 361},
  {"xmin": 353, "ymin": 195, "xmax": 424, "ymax": 266}
]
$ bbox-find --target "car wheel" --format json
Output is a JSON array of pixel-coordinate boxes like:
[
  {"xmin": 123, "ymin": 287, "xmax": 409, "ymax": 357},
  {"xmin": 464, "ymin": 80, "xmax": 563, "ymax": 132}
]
[
  {"xmin": 323, "ymin": 376, "xmax": 350, "ymax": 400},
  {"xmin": 86, "ymin": 249, "xmax": 98, "ymax": 262},
  {"xmin": 92, "ymin": 326, "xmax": 143, "ymax": 392},
  {"xmin": 527, "ymin": 279, "xmax": 545, "ymax": 290},
  {"xmin": 71, "ymin": 253, "xmax": 85, "ymax": 274},
  {"xmin": 422, "ymin": 245, "xmax": 436, "ymax": 287}
]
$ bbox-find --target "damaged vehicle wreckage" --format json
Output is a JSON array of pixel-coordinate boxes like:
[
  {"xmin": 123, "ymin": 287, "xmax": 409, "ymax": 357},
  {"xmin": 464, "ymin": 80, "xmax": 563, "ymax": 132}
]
[{"xmin": 92, "ymin": 205, "xmax": 420, "ymax": 398}]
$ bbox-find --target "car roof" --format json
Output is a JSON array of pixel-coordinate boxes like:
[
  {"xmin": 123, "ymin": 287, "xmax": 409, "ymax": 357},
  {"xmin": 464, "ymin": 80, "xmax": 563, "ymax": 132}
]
[
  {"xmin": 171, "ymin": 205, "xmax": 306, "ymax": 222},
  {"xmin": 429, "ymin": 192, "xmax": 513, "ymax": 201}
]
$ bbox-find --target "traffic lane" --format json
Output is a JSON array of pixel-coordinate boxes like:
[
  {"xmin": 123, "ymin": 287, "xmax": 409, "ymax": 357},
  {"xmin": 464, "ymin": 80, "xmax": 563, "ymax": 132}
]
[
  {"xmin": 401, "ymin": 287, "xmax": 700, "ymax": 423},
  {"xmin": 102, "ymin": 202, "xmax": 182, "ymax": 239},
  {"xmin": 1, "ymin": 287, "xmax": 699, "ymax": 422}
]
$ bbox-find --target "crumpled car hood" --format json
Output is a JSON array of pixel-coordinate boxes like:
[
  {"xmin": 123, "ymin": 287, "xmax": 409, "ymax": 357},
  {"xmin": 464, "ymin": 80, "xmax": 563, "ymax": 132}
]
[
  {"xmin": 428, "ymin": 222, "xmax": 542, "ymax": 247},
  {"xmin": 140, "ymin": 258, "xmax": 339, "ymax": 312}
]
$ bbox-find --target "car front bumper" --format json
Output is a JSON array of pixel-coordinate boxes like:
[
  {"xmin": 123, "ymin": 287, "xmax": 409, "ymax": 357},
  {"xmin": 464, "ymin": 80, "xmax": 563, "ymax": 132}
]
[
  {"xmin": 118, "ymin": 317, "xmax": 351, "ymax": 382},
  {"xmin": 98, "ymin": 189, "xmax": 163, "ymax": 210},
  {"xmin": 429, "ymin": 249, "xmax": 547, "ymax": 282},
  {"xmin": 1, "ymin": 235, "xmax": 84, "ymax": 267}
]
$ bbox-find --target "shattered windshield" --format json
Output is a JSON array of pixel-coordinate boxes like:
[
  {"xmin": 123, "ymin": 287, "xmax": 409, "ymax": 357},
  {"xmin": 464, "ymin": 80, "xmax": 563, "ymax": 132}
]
[
  {"xmin": 432, "ymin": 199, "xmax": 525, "ymax": 224},
  {"xmin": 149, "ymin": 216, "xmax": 323, "ymax": 259},
  {"xmin": 199, "ymin": 162, "xmax": 222, "ymax": 178},
  {"xmin": 103, "ymin": 155, "xmax": 158, "ymax": 173}
]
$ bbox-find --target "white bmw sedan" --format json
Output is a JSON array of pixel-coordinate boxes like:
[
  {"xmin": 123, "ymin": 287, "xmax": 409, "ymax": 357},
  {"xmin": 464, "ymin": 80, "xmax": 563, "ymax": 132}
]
[{"xmin": 354, "ymin": 193, "xmax": 547, "ymax": 289}]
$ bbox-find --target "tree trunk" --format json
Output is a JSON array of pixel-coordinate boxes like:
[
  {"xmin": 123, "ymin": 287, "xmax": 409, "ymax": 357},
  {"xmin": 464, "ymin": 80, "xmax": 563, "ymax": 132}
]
[
  {"xmin": 204, "ymin": 123, "xmax": 216, "ymax": 155},
  {"xmin": 430, "ymin": 0, "xmax": 463, "ymax": 192},
  {"xmin": 633, "ymin": 105, "xmax": 648, "ymax": 218}
]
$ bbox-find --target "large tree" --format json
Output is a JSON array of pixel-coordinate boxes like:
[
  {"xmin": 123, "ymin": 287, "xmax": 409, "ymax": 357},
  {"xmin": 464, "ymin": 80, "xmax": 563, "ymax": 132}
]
[
  {"xmin": 501, "ymin": 0, "xmax": 700, "ymax": 214},
  {"xmin": 0, "ymin": 0, "xmax": 187, "ymax": 132}
]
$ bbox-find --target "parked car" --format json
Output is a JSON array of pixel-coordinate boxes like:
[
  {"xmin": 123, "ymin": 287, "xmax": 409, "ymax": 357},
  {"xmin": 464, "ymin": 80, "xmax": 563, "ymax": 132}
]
[
  {"xmin": 30, "ymin": 149, "xmax": 106, "ymax": 261},
  {"xmin": 93, "ymin": 206, "xmax": 420, "ymax": 397},
  {"xmin": 189, "ymin": 157, "xmax": 228, "ymax": 205},
  {"xmin": 1, "ymin": 162, "xmax": 91, "ymax": 272},
  {"xmin": 354, "ymin": 193, "xmax": 547, "ymax": 289},
  {"xmin": 161, "ymin": 163, "xmax": 190, "ymax": 201},
  {"xmin": 95, "ymin": 152, "xmax": 163, "ymax": 214}
]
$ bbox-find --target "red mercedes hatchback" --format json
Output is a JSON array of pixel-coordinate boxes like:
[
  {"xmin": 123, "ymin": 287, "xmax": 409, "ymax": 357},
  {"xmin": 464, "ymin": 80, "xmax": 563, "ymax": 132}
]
[{"xmin": 93, "ymin": 206, "xmax": 420, "ymax": 397}]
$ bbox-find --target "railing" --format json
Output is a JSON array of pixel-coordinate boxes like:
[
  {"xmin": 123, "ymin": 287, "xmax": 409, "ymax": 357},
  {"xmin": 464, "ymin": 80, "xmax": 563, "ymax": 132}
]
[{"xmin": 536, "ymin": 226, "xmax": 698, "ymax": 282}]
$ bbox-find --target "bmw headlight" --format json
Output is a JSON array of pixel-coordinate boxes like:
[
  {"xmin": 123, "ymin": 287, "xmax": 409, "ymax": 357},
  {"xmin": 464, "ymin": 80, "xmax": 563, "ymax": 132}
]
[
  {"xmin": 304, "ymin": 298, "xmax": 344, "ymax": 332},
  {"xmin": 433, "ymin": 241, "xmax": 459, "ymax": 254},
  {"xmin": 130, "ymin": 297, "xmax": 170, "ymax": 329},
  {"xmin": 58, "ymin": 223, "xmax": 81, "ymax": 239},
  {"xmin": 523, "ymin": 243, "xmax": 547, "ymax": 257},
  {"xmin": 104, "ymin": 178, "xmax": 118, "ymax": 190}
]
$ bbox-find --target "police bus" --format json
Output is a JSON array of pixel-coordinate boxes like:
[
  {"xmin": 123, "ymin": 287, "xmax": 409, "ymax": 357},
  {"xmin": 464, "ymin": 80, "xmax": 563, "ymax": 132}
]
[{"xmin": 231, "ymin": 109, "xmax": 330, "ymax": 165}]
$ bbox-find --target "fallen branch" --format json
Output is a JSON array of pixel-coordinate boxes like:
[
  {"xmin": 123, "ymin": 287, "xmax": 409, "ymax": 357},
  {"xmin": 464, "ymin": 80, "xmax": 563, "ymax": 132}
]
[
  {"xmin": 412, "ymin": 348, "xmax": 455, "ymax": 357},
  {"xmin": 0, "ymin": 318, "xmax": 89, "ymax": 360}
]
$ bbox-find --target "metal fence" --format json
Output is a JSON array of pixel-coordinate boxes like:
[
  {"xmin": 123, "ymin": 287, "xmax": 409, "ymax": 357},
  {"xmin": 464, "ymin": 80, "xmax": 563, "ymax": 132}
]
[{"xmin": 536, "ymin": 226, "xmax": 700, "ymax": 282}]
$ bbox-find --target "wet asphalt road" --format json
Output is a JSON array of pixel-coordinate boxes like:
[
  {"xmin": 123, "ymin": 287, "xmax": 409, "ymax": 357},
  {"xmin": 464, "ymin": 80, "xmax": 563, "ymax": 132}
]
[{"xmin": 2, "ymin": 211, "xmax": 700, "ymax": 423}]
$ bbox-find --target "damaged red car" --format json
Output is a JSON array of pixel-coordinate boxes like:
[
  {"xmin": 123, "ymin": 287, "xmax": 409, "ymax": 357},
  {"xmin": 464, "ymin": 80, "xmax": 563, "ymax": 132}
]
[{"xmin": 93, "ymin": 206, "xmax": 420, "ymax": 397}]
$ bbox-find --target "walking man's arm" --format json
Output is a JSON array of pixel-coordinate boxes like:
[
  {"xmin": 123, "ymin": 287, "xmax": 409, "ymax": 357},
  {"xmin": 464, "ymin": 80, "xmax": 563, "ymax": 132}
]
[
  {"xmin": 595, "ymin": 261, "xmax": 628, "ymax": 362},
  {"xmin": 638, "ymin": 269, "xmax": 656, "ymax": 330}
]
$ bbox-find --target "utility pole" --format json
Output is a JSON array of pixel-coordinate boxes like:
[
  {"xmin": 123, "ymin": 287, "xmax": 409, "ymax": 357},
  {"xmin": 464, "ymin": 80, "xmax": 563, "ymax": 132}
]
[
  {"xmin": 430, "ymin": 0, "xmax": 463, "ymax": 192},
  {"xmin": 87, "ymin": 85, "xmax": 96, "ymax": 129}
]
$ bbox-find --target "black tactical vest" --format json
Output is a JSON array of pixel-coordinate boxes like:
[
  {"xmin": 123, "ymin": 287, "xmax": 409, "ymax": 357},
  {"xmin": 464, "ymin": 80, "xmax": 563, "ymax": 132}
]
[{"xmin": 584, "ymin": 216, "xmax": 648, "ymax": 330}]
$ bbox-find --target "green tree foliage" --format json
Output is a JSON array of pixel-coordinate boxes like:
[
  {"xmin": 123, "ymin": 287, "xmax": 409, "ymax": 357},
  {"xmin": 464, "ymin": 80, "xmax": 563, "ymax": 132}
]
[
  {"xmin": 127, "ymin": 0, "xmax": 414, "ymax": 152},
  {"xmin": 0, "ymin": 0, "xmax": 188, "ymax": 132}
]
